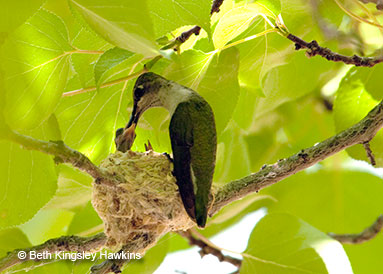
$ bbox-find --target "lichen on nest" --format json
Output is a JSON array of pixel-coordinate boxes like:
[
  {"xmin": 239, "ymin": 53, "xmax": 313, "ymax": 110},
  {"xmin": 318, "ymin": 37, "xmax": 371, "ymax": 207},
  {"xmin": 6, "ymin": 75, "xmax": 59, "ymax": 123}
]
[{"xmin": 92, "ymin": 150, "xmax": 194, "ymax": 251}]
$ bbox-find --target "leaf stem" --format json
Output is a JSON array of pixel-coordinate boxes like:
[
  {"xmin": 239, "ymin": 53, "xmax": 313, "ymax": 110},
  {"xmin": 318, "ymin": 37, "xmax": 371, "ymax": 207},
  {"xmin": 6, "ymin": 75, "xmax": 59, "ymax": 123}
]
[
  {"xmin": 335, "ymin": 0, "xmax": 383, "ymax": 29},
  {"xmin": 72, "ymin": 49, "xmax": 105, "ymax": 55},
  {"xmin": 62, "ymin": 68, "xmax": 148, "ymax": 97},
  {"xmin": 329, "ymin": 215, "xmax": 383, "ymax": 244},
  {"xmin": 219, "ymin": 28, "xmax": 278, "ymax": 51}
]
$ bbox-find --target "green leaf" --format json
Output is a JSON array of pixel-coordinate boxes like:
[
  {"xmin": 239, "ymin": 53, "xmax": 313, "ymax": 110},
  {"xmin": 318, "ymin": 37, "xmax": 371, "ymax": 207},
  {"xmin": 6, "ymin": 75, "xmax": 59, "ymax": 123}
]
[
  {"xmin": 122, "ymin": 234, "xmax": 169, "ymax": 274},
  {"xmin": 45, "ymin": 165, "xmax": 93, "ymax": 210},
  {"xmin": 148, "ymin": 0, "xmax": 211, "ymax": 38},
  {"xmin": 0, "ymin": 115, "xmax": 60, "ymax": 228},
  {"xmin": 68, "ymin": 201, "xmax": 103, "ymax": 235},
  {"xmin": 208, "ymin": 193, "xmax": 274, "ymax": 225},
  {"xmin": 214, "ymin": 121, "xmax": 251, "ymax": 182},
  {"xmin": 338, "ymin": 66, "xmax": 383, "ymax": 102},
  {"xmin": 316, "ymin": 0, "xmax": 344, "ymax": 28},
  {"xmin": 70, "ymin": 26, "xmax": 112, "ymax": 88},
  {"xmin": 94, "ymin": 47, "xmax": 140, "ymax": 86},
  {"xmin": 264, "ymin": 169, "xmax": 383, "ymax": 233},
  {"xmin": 0, "ymin": 0, "xmax": 45, "ymax": 45},
  {"xmin": 256, "ymin": 0, "xmax": 282, "ymax": 16},
  {"xmin": 257, "ymin": 51, "xmax": 332, "ymax": 117},
  {"xmin": 0, "ymin": 228, "xmax": 31, "ymax": 257},
  {"xmin": 20, "ymin": 208, "xmax": 74, "ymax": 245},
  {"xmin": 241, "ymin": 213, "xmax": 353, "ymax": 274},
  {"xmin": 69, "ymin": 0, "xmax": 158, "ymax": 57},
  {"xmin": 232, "ymin": 86, "xmax": 262, "ymax": 130},
  {"xmin": 0, "ymin": 9, "xmax": 72, "ymax": 130},
  {"xmin": 56, "ymin": 82, "xmax": 132, "ymax": 164},
  {"xmin": 344, "ymin": 234, "xmax": 383, "ymax": 274},
  {"xmin": 334, "ymin": 71, "xmax": 383, "ymax": 166},
  {"xmin": 263, "ymin": 169, "xmax": 383, "ymax": 273},
  {"xmin": 213, "ymin": 2, "xmax": 276, "ymax": 49},
  {"xmin": 165, "ymin": 48, "xmax": 240, "ymax": 135}
]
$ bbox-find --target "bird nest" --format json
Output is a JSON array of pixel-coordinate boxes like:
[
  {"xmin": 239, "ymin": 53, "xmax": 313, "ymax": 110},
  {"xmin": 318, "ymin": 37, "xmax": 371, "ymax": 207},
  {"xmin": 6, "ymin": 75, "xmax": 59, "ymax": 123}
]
[{"xmin": 92, "ymin": 150, "xmax": 195, "ymax": 252}]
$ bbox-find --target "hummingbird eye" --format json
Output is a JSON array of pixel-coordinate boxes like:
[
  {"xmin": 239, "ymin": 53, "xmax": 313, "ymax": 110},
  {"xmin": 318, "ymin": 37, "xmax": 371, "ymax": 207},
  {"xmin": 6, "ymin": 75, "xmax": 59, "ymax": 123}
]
[{"xmin": 134, "ymin": 85, "xmax": 145, "ymax": 100}]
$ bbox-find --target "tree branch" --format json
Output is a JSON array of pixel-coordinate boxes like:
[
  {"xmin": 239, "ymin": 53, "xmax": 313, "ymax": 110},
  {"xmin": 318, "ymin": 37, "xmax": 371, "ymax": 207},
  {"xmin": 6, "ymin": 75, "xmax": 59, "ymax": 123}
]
[
  {"xmin": 286, "ymin": 33, "xmax": 383, "ymax": 67},
  {"xmin": 329, "ymin": 215, "xmax": 383, "ymax": 244},
  {"xmin": 178, "ymin": 230, "xmax": 242, "ymax": 268},
  {"xmin": 359, "ymin": 0, "xmax": 383, "ymax": 10},
  {"xmin": 211, "ymin": 0, "xmax": 225, "ymax": 14},
  {"xmin": 0, "ymin": 233, "xmax": 106, "ymax": 272},
  {"xmin": 210, "ymin": 100, "xmax": 383, "ymax": 215},
  {"xmin": 176, "ymin": 26, "xmax": 201, "ymax": 44},
  {"xmin": 7, "ymin": 130, "xmax": 125, "ymax": 188},
  {"xmin": 363, "ymin": 141, "xmax": 376, "ymax": 165}
]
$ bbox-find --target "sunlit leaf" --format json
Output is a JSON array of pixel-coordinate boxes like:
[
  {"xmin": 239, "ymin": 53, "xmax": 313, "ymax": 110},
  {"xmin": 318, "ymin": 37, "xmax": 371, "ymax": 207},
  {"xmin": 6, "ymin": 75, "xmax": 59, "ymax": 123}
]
[
  {"xmin": 0, "ymin": 115, "xmax": 60, "ymax": 228},
  {"xmin": 334, "ymin": 70, "xmax": 383, "ymax": 166},
  {"xmin": 122, "ymin": 234, "xmax": 169, "ymax": 274},
  {"xmin": 214, "ymin": 121, "xmax": 251, "ymax": 182},
  {"xmin": 264, "ymin": 169, "xmax": 383, "ymax": 273},
  {"xmin": 20, "ymin": 208, "xmax": 74, "ymax": 245},
  {"xmin": 69, "ymin": 0, "xmax": 158, "ymax": 57},
  {"xmin": 68, "ymin": 201, "xmax": 103, "ymax": 235},
  {"xmin": 0, "ymin": 0, "xmax": 45, "ymax": 45},
  {"xmin": 94, "ymin": 47, "xmax": 142, "ymax": 87},
  {"xmin": 264, "ymin": 169, "xmax": 383, "ymax": 234},
  {"xmin": 148, "ymin": 0, "xmax": 211, "ymax": 38},
  {"xmin": 0, "ymin": 9, "xmax": 72, "ymax": 130},
  {"xmin": 213, "ymin": 2, "xmax": 276, "ymax": 49},
  {"xmin": 0, "ymin": 228, "xmax": 31, "ymax": 257},
  {"xmin": 45, "ymin": 165, "xmax": 93, "ymax": 210},
  {"xmin": 209, "ymin": 193, "xmax": 274, "ymax": 225},
  {"xmin": 241, "ymin": 213, "xmax": 353, "ymax": 274},
  {"xmin": 165, "ymin": 48, "xmax": 240, "ymax": 135},
  {"xmin": 256, "ymin": 0, "xmax": 282, "ymax": 16},
  {"xmin": 56, "ymin": 82, "xmax": 132, "ymax": 164},
  {"xmin": 256, "ymin": 51, "xmax": 332, "ymax": 117},
  {"xmin": 70, "ymin": 26, "xmax": 111, "ymax": 88}
]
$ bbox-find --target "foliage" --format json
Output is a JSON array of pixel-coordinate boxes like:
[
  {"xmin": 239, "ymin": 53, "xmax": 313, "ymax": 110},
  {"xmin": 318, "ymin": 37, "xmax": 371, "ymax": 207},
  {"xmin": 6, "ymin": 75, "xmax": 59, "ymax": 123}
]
[{"xmin": 0, "ymin": 0, "xmax": 383, "ymax": 273}]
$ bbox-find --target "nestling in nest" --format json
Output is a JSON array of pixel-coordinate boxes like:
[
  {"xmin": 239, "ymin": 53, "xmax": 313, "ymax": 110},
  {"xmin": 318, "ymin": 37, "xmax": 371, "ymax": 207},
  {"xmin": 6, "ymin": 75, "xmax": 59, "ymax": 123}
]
[{"xmin": 92, "ymin": 150, "xmax": 195, "ymax": 253}]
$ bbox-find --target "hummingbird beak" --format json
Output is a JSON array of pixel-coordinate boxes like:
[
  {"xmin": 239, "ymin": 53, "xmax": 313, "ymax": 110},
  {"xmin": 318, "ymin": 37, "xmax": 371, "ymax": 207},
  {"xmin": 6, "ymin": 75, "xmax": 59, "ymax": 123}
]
[
  {"xmin": 126, "ymin": 102, "xmax": 141, "ymax": 128},
  {"xmin": 115, "ymin": 102, "xmax": 141, "ymax": 152}
]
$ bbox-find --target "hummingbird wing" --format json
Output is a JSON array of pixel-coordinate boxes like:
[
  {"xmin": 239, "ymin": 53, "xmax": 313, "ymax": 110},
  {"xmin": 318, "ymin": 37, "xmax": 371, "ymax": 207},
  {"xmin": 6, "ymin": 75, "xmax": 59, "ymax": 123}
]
[
  {"xmin": 169, "ymin": 104, "xmax": 196, "ymax": 222},
  {"xmin": 169, "ymin": 98, "xmax": 216, "ymax": 227}
]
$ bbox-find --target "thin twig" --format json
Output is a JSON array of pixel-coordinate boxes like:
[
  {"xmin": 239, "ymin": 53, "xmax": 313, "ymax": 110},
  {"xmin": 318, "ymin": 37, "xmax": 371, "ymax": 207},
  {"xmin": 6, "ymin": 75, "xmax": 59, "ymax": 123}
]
[
  {"xmin": 363, "ymin": 141, "xmax": 376, "ymax": 165},
  {"xmin": 329, "ymin": 215, "xmax": 383, "ymax": 244},
  {"xmin": 0, "ymin": 233, "xmax": 106, "ymax": 272},
  {"xmin": 211, "ymin": 0, "xmax": 225, "ymax": 14},
  {"xmin": 335, "ymin": 0, "xmax": 383, "ymax": 28},
  {"xmin": 62, "ymin": 69, "xmax": 148, "ymax": 97},
  {"xmin": 210, "ymin": 100, "xmax": 383, "ymax": 214},
  {"xmin": 285, "ymin": 33, "xmax": 383, "ymax": 67},
  {"xmin": 176, "ymin": 26, "xmax": 201, "ymax": 43},
  {"xmin": 178, "ymin": 230, "xmax": 242, "ymax": 267}
]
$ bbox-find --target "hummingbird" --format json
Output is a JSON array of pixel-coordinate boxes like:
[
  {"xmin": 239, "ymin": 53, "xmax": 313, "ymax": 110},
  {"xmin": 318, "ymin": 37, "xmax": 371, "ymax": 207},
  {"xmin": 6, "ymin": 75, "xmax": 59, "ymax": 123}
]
[{"xmin": 115, "ymin": 72, "xmax": 217, "ymax": 228}]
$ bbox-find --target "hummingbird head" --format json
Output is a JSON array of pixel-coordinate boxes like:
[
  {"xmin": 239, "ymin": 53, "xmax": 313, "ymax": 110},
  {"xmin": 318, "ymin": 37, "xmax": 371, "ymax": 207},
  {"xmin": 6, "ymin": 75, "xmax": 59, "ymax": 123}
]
[
  {"xmin": 126, "ymin": 72, "xmax": 166, "ymax": 128},
  {"xmin": 115, "ymin": 72, "xmax": 166, "ymax": 152}
]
